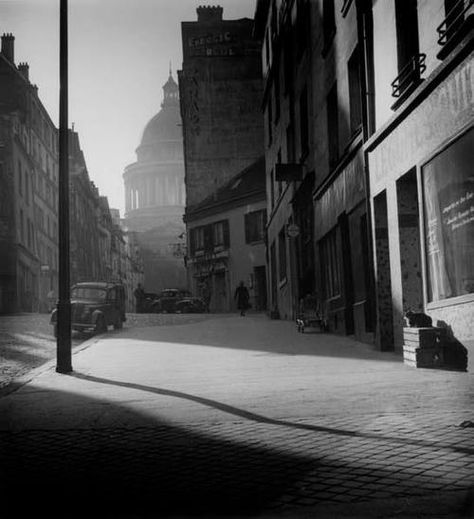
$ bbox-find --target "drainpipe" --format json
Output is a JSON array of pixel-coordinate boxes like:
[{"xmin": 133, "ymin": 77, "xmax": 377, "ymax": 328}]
[{"xmin": 356, "ymin": 0, "xmax": 377, "ymax": 334}]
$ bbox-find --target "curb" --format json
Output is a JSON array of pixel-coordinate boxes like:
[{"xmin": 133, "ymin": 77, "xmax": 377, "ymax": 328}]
[{"xmin": 0, "ymin": 333, "xmax": 103, "ymax": 399}]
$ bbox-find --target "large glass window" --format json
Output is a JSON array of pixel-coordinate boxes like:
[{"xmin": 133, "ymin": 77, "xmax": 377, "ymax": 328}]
[{"xmin": 423, "ymin": 128, "xmax": 474, "ymax": 302}]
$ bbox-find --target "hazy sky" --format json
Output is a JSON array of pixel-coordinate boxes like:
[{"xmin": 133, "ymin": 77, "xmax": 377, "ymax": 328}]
[{"xmin": 0, "ymin": 0, "xmax": 256, "ymax": 214}]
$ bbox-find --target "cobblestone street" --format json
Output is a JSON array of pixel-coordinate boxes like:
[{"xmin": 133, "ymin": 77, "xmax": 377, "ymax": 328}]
[{"xmin": 1, "ymin": 315, "xmax": 473, "ymax": 518}]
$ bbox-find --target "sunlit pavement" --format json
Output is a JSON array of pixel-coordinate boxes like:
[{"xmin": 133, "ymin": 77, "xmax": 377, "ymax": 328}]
[
  {"xmin": 0, "ymin": 312, "xmax": 218, "ymax": 390},
  {"xmin": 0, "ymin": 314, "xmax": 473, "ymax": 518}
]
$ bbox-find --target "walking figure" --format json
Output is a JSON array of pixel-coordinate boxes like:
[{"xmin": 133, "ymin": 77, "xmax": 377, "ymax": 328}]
[
  {"xmin": 134, "ymin": 283, "xmax": 145, "ymax": 313},
  {"xmin": 234, "ymin": 281, "xmax": 250, "ymax": 316}
]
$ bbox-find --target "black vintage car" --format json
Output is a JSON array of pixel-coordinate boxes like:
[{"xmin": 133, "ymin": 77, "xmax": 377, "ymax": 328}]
[
  {"xmin": 51, "ymin": 282, "xmax": 126, "ymax": 336},
  {"xmin": 150, "ymin": 288, "xmax": 206, "ymax": 313}
]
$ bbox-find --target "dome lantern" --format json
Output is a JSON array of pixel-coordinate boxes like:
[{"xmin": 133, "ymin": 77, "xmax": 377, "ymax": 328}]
[{"xmin": 162, "ymin": 64, "xmax": 179, "ymax": 108}]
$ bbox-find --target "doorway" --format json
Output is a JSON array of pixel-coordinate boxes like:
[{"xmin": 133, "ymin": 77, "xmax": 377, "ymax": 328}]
[
  {"xmin": 374, "ymin": 191, "xmax": 394, "ymax": 350},
  {"xmin": 253, "ymin": 266, "xmax": 267, "ymax": 311}
]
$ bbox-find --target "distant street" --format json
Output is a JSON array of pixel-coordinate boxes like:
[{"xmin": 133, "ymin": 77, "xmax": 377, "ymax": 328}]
[{"xmin": 0, "ymin": 312, "xmax": 214, "ymax": 391}]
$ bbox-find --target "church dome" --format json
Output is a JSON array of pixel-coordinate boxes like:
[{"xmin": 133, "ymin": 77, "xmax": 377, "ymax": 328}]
[{"xmin": 137, "ymin": 71, "xmax": 182, "ymax": 160}]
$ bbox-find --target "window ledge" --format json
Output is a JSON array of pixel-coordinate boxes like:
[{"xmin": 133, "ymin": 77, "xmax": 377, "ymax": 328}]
[{"xmin": 426, "ymin": 292, "xmax": 474, "ymax": 311}]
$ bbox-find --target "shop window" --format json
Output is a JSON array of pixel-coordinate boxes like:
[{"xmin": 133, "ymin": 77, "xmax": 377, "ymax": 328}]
[
  {"xmin": 320, "ymin": 227, "xmax": 340, "ymax": 298},
  {"xmin": 422, "ymin": 128, "xmax": 474, "ymax": 303},
  {"xmin": 348, "ymin": 45, "xmax": 362, "ymax": 135},
  {"xmin": 278, "ymin": 227, "xmax": 287, "ymax": 281},
  {"xmin": 245, "ymin": 209, "xmax": 267, "ymax": 244}
]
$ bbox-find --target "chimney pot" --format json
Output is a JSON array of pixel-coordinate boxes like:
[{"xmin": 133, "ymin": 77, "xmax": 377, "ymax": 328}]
[
  {"xmin": 196, "ymin": 5, "xmax": 223, "ymax": 22},
  {"xmin": 1, "ymin": 33, "xmax": 15, "ymax": 63},
  {"xmin": 18, "ymin": 62, "xmax": 29, "ymax": 80}
]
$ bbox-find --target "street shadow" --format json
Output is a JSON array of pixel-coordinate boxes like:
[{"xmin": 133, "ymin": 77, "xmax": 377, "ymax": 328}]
[
  {"xmin": 71, "ymin": 372, "xmax": 474, "ymax": 456},
  {"xmin": 436, "ymin": 320, "xmax": 469, "ymax": 372},
  {"xmin": 0, "ymin": 383, "xmax": 314, "ymax": 519},
  {"xmin": 2, "ymin": 379, "xmax": 473, "ymax": 519}
]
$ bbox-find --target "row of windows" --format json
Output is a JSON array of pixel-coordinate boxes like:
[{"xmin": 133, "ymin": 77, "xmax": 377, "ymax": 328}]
[
  {"xmin": 189, "ymin": 210, "xmax": 267, "ymax": 256},
  {"xmin": 19, "ymin": 205, "xmax": 58, "ymax": 267},
  {"xmin": 17, "ymin": 159, "xmax": 58, "ymax": 212}
]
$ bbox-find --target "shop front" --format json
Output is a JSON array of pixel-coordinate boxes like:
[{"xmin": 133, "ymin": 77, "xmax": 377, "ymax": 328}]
[{"xmin": 366, "ymin": 52, "xmax": 473, "ymax": 353}]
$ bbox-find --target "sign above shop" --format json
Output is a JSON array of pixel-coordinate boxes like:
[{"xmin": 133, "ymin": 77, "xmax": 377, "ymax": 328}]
[{"xmin": 275, "ymin": 163, "xmax": 303, "ymax": 182}]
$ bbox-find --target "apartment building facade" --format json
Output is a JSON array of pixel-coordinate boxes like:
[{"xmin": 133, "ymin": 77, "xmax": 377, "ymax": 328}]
[
  {"xmin": 0, "ymin": 34, "xmax": 59, "ymax": 313},
  {"xmin": 255, "ymin": 0, "xmax": 473, "ymax": 353},
  {"xmin": 185, "ymin": 158, "xmax": 267, "ymax": 312},
  {"xmin": 255, "ymin": 0, "xmax": 373, "ymax": 342},
  {"xmin": 363, "ymin": 0, "xmax": 473, "ymax": 351},
  {"xmin": 179, "ymin": 5, "xmax": 266, "ymax": 306}
]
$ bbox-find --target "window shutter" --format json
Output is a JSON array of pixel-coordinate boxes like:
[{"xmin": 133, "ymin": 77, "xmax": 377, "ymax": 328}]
[
  {"xmin": 223, "ymin": 220, "xmax": 230, "ymax": 248},
  {"xmin": 204, "ymin": 224, "xmax": 213, "ymax": 252}
]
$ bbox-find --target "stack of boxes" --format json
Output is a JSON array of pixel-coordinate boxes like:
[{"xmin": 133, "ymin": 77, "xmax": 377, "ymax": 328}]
[{"xmin": 403, "ymin": 327, "xmax": 446, "ymax": 369}]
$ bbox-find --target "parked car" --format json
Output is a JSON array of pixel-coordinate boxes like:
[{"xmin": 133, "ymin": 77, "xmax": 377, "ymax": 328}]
[
  {"xmin": 151, "ymin": 288, "xmax": 198, "ymax": 313},
  {"xmin": 141, "ymin": 292, "xmax": 159, "ymax": 313},
  {"xmin": 51, "ymin": 282, "xmax": 126, "ymax": 336},
  {"xmin": 175, "ymin": 296, "xmax": 207, "ymax": 314}
]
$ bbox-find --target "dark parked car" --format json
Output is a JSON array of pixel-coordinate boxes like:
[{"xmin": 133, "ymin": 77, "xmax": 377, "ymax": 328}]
[
  {"xmin": 175, "ymin": 296, "xmax": 207, "ymax": 314},
  {"xmin": 151, "ymin": 289, "xmax": 189, "ymax": 313},
  {"xmin": 150, "ymin": 288, "xmax": 207, "ymax": 313},
  {"xmin": 51, "ymin": 282, "xmax": 126, "ymax": 336},
  {"xmin": 141, "ymin": 292, "xmax": 159, "ymax": 313}
]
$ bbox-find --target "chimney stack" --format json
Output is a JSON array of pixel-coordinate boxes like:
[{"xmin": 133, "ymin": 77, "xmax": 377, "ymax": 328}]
[
  {"xmin": 196, "ymin": 5, "xmax": 223, "ymax": 22},
  {"xmin": 1, "ymin": 33, "xmax": 15, "ymax": 63},
  {"xmin": 18, "ymin": 62, "xmax": 29, "ymax": 80}
]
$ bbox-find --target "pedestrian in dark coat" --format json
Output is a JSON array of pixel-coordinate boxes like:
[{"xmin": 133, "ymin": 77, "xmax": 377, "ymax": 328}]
[
  {"xmin": 134, "ymin": 283, "xmax": 145, "ymax": 313},
  {"xmin": 234, "ymin": 281, "xmax": 250, "ymax": 316}
]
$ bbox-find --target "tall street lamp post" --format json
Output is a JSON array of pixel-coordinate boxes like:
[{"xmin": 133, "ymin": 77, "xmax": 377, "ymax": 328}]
[{"xmin": 56, "ymin": 0, "xmax": 72, "ymax": 373}]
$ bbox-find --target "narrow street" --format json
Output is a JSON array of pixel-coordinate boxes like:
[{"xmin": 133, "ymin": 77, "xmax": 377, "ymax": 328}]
[{"xmin": 0, "ymin": 314, "xmax": 472, "ymax": 518}]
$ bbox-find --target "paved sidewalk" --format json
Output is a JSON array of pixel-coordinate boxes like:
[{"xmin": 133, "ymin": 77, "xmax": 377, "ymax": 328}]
[{"xmin": 0, "ymin": 314, "xmax": 473, "ymax": 518}]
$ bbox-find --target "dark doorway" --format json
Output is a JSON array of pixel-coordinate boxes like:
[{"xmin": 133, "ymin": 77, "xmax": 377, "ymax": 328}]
[
  {"xmin": 374, "ymin": 191, "xmax": 394, "ymax": 351},
  {"xmin": 254, "ymin": 265, "xmax": 267, "ymax": 311}
]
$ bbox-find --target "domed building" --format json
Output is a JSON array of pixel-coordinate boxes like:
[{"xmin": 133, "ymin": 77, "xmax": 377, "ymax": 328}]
[{"xmin": 123, "ymin": 71, "xmax": 186, "ymax": 293}]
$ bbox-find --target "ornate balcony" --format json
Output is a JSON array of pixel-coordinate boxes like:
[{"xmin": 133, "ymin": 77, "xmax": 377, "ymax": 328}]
[{"xmin": 437, "ymin": 0, "xmax": 474, "ymax": 60}]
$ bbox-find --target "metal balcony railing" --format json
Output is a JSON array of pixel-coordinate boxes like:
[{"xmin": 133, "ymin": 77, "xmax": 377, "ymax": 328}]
[
  {"xmin": 391, "ymin": 53, "xmax": 426, "ymax": 99},
  {"xmin": 437, "ymin": 0, "xmax": 474, "ymax": 46}
]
